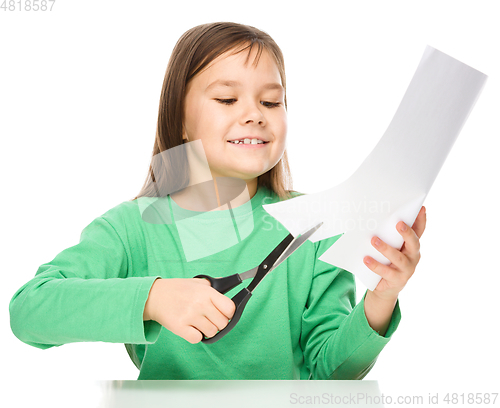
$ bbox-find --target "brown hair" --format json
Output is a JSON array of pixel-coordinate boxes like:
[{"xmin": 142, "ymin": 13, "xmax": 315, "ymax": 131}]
[{"xmin": 130, "ymin": 22, "xmax": 295, "ymax": 202}]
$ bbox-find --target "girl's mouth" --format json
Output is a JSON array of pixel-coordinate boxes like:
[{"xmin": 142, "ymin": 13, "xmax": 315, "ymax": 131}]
[
  {"xmin": 227, "ymin": 140, "xmax": 269, "ymax": 148},
  {"xmin": 228, "ymin": 138, "xmax": 268, "ymax": 145}
]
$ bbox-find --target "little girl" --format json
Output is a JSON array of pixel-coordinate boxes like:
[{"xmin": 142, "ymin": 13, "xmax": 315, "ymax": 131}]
[{"xmin": 9, "ymin": 22, "xmax": 426, "ymax": 380}]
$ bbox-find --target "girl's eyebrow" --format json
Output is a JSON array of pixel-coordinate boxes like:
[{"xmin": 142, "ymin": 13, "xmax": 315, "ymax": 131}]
[{"xmin": 205, "ymin": 79, "xmax": 284, "ymax": 93}]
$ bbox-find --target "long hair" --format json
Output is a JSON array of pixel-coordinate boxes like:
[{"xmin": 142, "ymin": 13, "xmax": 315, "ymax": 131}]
[{"xmin": 130, "ymin": 22, "xmax": 294, "ymax": 202}]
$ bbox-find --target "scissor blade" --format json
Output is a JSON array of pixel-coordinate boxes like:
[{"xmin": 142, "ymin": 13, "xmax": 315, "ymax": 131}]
[
  {"xmin": 238, "ymin": 221, "xmax": 323, "ymax": 283},
  {"xmin": 238, "ymin": 266, "xmax": 259, "ymax": 281},
  {"xmin": 270, "ymin": 221, "xmax": 323, "ymax": 272}
]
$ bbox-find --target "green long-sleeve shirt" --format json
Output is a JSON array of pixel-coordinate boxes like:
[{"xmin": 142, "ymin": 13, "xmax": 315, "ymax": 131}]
[{"xmin": 9, "ymin": 185, "xmax": 401, "ymax": 380}]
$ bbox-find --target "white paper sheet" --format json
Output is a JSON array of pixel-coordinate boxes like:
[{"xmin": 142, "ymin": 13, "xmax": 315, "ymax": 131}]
[{"xmin": 263, "ymin": 46, "xmax": 487, "ymax": 290}]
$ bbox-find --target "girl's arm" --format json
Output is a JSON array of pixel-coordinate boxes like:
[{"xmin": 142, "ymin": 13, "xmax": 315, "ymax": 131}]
[
  {"xmin": 363, "ymin": 292, "xmax": 398, "ymax": 336},
  {"xmin": 363, "ymin": 206, "xmax": 427, "ymax": 335},
  {"xmin": 9, "ymin": 215, "xmax": 162, "ymax": 349},
  {"xmin": 300, "ymin": 262, "xmax": 402, "ymax": 380},
  {"xmin": 300, "ymin": 207, "xmax": 426, "ymax": 380}
]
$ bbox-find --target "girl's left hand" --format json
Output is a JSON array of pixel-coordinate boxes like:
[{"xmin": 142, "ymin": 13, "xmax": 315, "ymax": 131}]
[{"xmin": 363, "ymin": 206, "xmax": 427, "ymax": 301}]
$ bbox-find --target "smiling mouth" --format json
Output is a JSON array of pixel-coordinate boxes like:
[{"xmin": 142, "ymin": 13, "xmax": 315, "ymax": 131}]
[{"xmin": 227, "ymin": 139, "xmax": 269, "ymax": 145}]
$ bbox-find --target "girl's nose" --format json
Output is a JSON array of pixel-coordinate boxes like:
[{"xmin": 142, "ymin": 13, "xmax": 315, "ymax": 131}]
[
  {"xmin": 246, "ymin": 117, "xmax": 264, "ymax": 125},
  {"xmin": 241, "ymin": 103, "xmax": 266, "ymax": 126}
]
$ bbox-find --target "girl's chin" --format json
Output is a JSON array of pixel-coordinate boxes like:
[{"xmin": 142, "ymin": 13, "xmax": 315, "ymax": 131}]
[
  {"xmin": 211, "ymin": 169, "xmax": 264, "ymax": 181},
  {"xmin": 211, "ymin": 162, "xmax": 271, "ymax": 179}
]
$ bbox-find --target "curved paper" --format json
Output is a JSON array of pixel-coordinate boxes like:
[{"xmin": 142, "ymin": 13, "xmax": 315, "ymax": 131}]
[{"xmin": 263, "ymin": 46, "xmax": 487, "ymax": 290}]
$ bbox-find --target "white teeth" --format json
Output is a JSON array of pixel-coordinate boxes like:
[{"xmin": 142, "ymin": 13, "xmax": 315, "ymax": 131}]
[{"xmin": 229, "ymin": 139, "xmax": 265, "ymax": 144}]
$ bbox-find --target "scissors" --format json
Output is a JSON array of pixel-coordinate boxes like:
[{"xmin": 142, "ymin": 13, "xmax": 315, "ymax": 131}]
[{"xmin": 194, "ymin": 221, "xmax": 323, "ymax": 344}]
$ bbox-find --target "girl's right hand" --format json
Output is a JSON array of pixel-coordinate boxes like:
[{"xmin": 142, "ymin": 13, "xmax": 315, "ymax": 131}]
[{"xmin": 143, "ymin": 278, "xmax": 236, "ymax": 344}]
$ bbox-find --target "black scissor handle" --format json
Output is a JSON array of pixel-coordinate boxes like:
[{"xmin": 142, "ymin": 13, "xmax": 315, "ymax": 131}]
[
  {"xmin": 201, "ymin": 287, "xmax": 252, "ymax": 344},
  {"xmin": 194, "ymin": 273, "xmax": 243, "ymax": 294}
]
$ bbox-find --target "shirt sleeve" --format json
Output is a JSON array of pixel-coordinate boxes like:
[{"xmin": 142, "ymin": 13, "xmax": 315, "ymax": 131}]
[
  {"xmin": 300, "ymin": 236, "xmax": 401, "ymax": 380},
  {"xmin": 9, "ymin": 216, "xmax": 162, "ymax": 350}
]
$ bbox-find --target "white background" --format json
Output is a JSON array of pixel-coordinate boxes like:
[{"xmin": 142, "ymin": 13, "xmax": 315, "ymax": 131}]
[{"xmin": 1, "ymin": 0, "xmax": 499, "ymax": 406}]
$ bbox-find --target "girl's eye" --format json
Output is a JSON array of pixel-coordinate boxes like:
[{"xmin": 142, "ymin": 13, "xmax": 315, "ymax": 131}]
[
  {"xmin": 215, "ymin": 99, "xmax": 281, "ymax": 108},
  {"xmin": 215, "ymin": 98, "xmax": 237, "ymax": 105},
  {"xmin": 261, "ymin": 101, "xmax": 281, "ymax": 108}
]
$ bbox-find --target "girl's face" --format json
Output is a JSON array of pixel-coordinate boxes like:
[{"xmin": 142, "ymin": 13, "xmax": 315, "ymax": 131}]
[{"xmin": 182, "ymin": 46, "xmax": 287, "ymax": 191}]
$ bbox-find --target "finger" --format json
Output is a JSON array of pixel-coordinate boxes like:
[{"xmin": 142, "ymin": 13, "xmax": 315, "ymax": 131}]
[
  {"xmin": 209, "ymin": 291, "xmax": 236, "ymax": 320},
  {"xmin": 371, "ymin": 235, "xmax": 413, "ymax": 274},
  {"xmin": 411, "ymin": 206, "xmax": 427, "ymax": 239},
  {"xmin": 176, "ymin": 325, "xmax": 203, "ymax": 344},
  {"xmin": 395, "ymin": 221, "xmax": 421, "ymax": 266},
  {"xmin": 204, "ymin": 304, "xmax": 231, "ymax": 332},
  {"xmin": 193, "ymin": 277, "xmax": 212, "ymax": 286},
  {"xmin": 363, "ymin": 256, "xmax": 399, "ymax": 282},
  {"xmin": 192, "ymin": 315, "xmax": 221, "ymax": 340}
]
